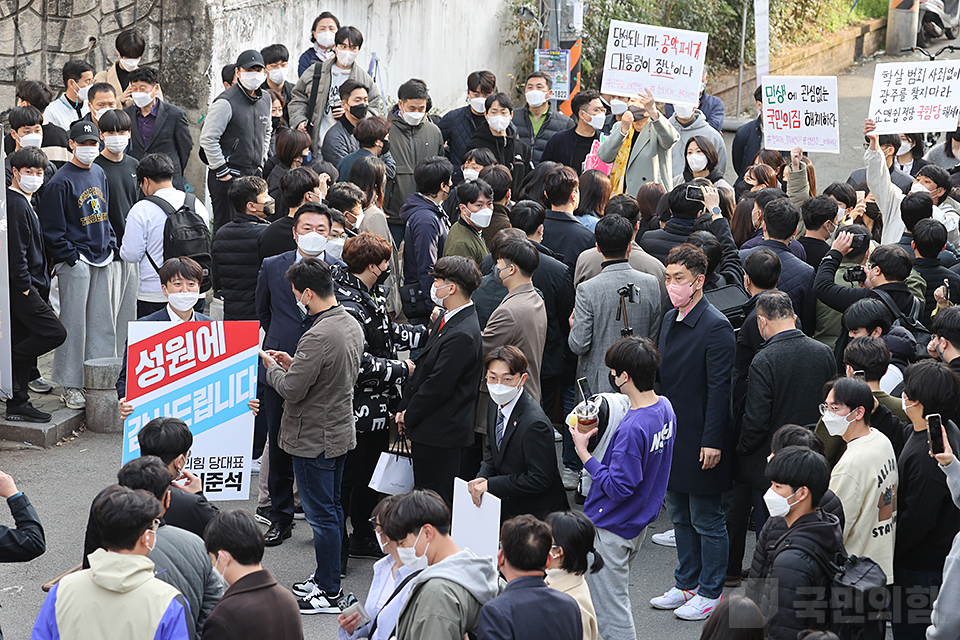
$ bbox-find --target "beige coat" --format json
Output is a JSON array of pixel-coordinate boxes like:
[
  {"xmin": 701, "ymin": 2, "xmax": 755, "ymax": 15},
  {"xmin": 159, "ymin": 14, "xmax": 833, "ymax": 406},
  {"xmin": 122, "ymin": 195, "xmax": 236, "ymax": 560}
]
[
  {"xmin": 545, "ymin": 570, "xmax": 598, "ymax": 640},
  {"xmin": 597, "ymin": 117, "xmax": 680, "ymax": 194},
  {"xmin": 93, "ymin": 62, "xmax": 163, "ymax": 108},
  {"xmin": 358, "ymin": 204, "xmax": 403, "ymax": 317}
]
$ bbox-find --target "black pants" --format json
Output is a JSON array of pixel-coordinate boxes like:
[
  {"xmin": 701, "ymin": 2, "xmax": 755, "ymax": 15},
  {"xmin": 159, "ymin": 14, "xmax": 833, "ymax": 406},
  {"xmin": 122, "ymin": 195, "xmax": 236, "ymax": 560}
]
[
  {"xmin": 459, "ymin": 432, "xmax": 485, "ymax": 482},
  {"xmin": 207, "ymin": 170, "xmax": 235, "ymax": 234},
  {"xmin": 264, "ymin": 384, "xmax": 296, "ymax": 527},
  {"xmin": 411, "ymin": 440, "xmax": 461, "ymax": 508},
  {"xmin": 137, "ymin": 298, "xmax": 205, "ymax": 319},
  {"xmin": 723, "ymin": 480, "xmax": 769, "ymax": 577},
  {"xmin": 540, "ymin": 374, "xmax": 563, "ymax": 423},
  {"xmin": 252, "ymin": 383, "xmax": 268, "ymax": 459},
  {"xmin": 9, "ymin": 287, "xmax": 66, "ymax": 406},
  {"xmin": 342, "ymin": 428, "xmax": 390, "ymax": 543}
]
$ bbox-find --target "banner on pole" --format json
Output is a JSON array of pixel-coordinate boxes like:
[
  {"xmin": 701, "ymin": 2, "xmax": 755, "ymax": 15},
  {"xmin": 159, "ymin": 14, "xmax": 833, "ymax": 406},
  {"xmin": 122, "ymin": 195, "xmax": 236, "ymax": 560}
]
[
  {"xmin": 761, "ymin": 76, "xmax": 840, "ymax": 153},
  {"xmin": 535, "ymin": 49, "xmax": 571, "ymax": 100},
  {"xmin": 868, "ymin": 61, "xmax": 960, "ymax": 134},
  {"xmin": 755, "ymin": 0, "xmax": 770, "ymax": 82}
]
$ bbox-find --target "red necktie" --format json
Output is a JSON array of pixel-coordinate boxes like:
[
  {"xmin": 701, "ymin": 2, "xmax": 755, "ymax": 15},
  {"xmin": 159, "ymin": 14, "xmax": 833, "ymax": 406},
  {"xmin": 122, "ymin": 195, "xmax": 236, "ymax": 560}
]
[{"xmin": 439, "ymin": 316, "xmax": 446, "ymax": 330}]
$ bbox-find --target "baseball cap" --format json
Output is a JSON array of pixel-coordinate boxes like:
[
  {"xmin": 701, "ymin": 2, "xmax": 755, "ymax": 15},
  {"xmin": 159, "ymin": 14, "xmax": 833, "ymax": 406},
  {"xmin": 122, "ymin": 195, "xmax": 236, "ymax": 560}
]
[
  {"xmin": 69, "ymin": 120, "xmax": 100, "ymax": 143},
  {"xmin": 235, "ymin": 50, "xmax": 265, "ymax": 71}
]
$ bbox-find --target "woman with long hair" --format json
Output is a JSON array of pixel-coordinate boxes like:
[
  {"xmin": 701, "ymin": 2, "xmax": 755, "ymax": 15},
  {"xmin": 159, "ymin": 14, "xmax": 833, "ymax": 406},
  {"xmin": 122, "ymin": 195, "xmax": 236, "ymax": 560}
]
[
  {"xmin": 573, "ymin": 170, "xmax": 612, "ymax": 231},
  {"xmin": 350, "ymin": 155, "xmax": 402, "ymax": 315}
]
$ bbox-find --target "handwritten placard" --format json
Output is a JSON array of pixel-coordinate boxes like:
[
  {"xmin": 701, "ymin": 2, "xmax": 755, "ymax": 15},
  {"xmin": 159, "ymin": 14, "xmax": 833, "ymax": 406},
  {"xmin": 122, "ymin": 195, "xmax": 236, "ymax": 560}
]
[
  {"xmin": 868, "ymin": 61, "xmax": 960, "ymax": 134},
  {"xmin": 600, "ymin": 21, "xmax": 708, "ymax": 105},
  {"xmin": 761, "ymin": 76, "xmax": 839, "ymax": 153}
]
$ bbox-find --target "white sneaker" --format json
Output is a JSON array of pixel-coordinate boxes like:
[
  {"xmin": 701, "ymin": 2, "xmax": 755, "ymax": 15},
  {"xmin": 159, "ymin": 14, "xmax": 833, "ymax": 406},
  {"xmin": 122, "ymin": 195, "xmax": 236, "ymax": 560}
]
[
  {"xmin": 675, "ymin": 594, "xmax": 721, "ymax": 620},
  {"xmin": 650, "ymin": 586, "xmax": 698, "ymax": 610},
  {"xmin": 251, "ymin": 457, "xmax": 261, "ymax": 475},
  {"xmin": 28, "ymin": 377, "xmax": 53, "ymax": 394},
  {"xmin": 554, "ymin": 429, "xmax": 563, "ymax": 442},
  {"xmin": 561, "ymin": 467, "xmax": 579, "ymax": 491},
  {"xmin": 651, "ymin": 529, "xmax": 676, "ymax": 547},
  {"xmin": 62, "ymin": 388, "xmax": 85, "ymax": 410}
]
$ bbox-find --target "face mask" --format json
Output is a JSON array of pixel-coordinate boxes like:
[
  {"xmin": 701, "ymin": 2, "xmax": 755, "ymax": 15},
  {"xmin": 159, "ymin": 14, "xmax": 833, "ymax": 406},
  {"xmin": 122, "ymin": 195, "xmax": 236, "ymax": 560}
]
[
  {"xmin": 272, "ymin": 115, "xmax": 282, "ymax": 129},
  {"xmin": 910, "ymin": 181, "xmax": 930, "ymax": 194},
  {"xmin": 17, "ymin": 174, "xmax": 44, "ymax": 195},
  {"xmin": 267, "ymin": 67, "xmax": 286, "ymax": 85},
  {"xmin": 667, "ymin": 281, "xmax": 697, "ymax": 310},
  {"xmin": 469, "ymin": 207, "xmax": 493, "ymax": 228},
  {"xmin": 168, "ymin": 290, "xmax": 200, "ymax": 312},
  {"xmin": 837, "ymin": 205, "xmax": 846, "ymax": 221},
  {"xmin": 18, "ymin": 132, "xmax": 43, "ymax": 149},
  {"xmin": 212, "ymin": 554, "xmax": 231, "ymax": 589},
  {"xmin": 297, "ymin": 231, "xmax": 328, "ymax": 256},
  {"xmin": 700, "ymin": 82, "xmax": 707, "ymax": 94},
  {"xmin": 326, "ymin": 237, "xmax": 345, "ymax": 260},
  {"xmin": 609, "ymin": 371, "xmax": 623, "ymax": 392},
  {"xmin": 545, "ymin": 567, "xmax": 566, "ymax": 582},
  {"xmin": 488, "ymin": 115, "xmax": 511, "ymax": 133},
  {"xmin": 315, "ymin": 30, "xmax": 336, "ymax": 48},
  {"xmin": 350, "ymin": 103, "xmax": 369, "ymax": 120},
  {"xmin": 902, "ymin": 395, "xmax": 918, "ymax": 414},
  {"xmin": 374, "ymin": 265, "xmax": 391, "ymax": 287},
  {"xmin": 75, "ymin": 83, "xmax": 90, "ymax": 102},
  {"xmin": 296, "ymin": 290, "xmax": 311, "ymax": 317},
  {"xmin": 494, "ymin": 264, "xmax": 512, "ymax": 285},
  {"xmin": 73, "ymin": 146, "xmax": 99, "ymax": 165},
  {"xmin": 431, "ymin": 283, "xmax": 451, "ymax": 306},
  {"xmin": 260, "ymin": 196, "xmax": 275, "ymax": 218},
  {"xmin": 822, "ymin": 409, "xmax": 854, "ymax": 437},
  {"xmin": 239, "ymin": 71, "xmax": 266, "ymax": 91},
  {"xmin": 687, "ymin": 153, "xmax": 708, "ymax": 172},
  {"xmin": 470, "ymin": 97, "xmax": 488, "ymax": 113},
  {"xmin": 898, "ymin": 141, "xmax": 914, "ymax": 156},
  {"xmin": 397, "ymin": 527, "xmax": 430, "ymax": 570},
  {"xmin": 675, "ymin": 104, "xmax": 695, "ymax": 120},
  {"xmin": 525, "ymin": 90, "xmax": 547, "ymax": 108},
  {"xmin": 489, "ymin": 380, "xmax": 523, "ymax": 406},
  {"xmin": 336, "ymin": 49, "xmax": 359, "ymax": 67},
  {"xmin": 462, "ymin": 168, "xmax": 480, "ymax": 182},
  {"xmin": 104, "ymin": 134, "xmax": 129, "ymax": 154},
  {"xmin": 763, "ymin": 486, "xmax": 800, "ymax": 518},
  {"xmin": 144, "ymin": 529, "xmax": 156, "ymax": 553},
  {"xmin": 119, "ymin": 57, "xmax": 140, "ymax": 71},
  {"xmin": 375, "ymin": 531, "xmax": 387, "ymax": 554},
  {"xmin": 379, "ymin": 139, "xmax": 390, "ymax": 155},
  {"xmin": 611, "ymin": 99, "xmax": 628, "ymax": 115},
  {"xmin": 94, "ymin": 108, "xmax": 112, "ymax": 121},
  {"xmin": 586, "ymin": 113, "xmax": 606, "ymax": 131},
  {"xmin": 132, "ymin": 91, "xmax": 154, "ymax": 108},
  {"xmin": 402, "ymin": 110, "xmax": 425, "ymax": 126}
]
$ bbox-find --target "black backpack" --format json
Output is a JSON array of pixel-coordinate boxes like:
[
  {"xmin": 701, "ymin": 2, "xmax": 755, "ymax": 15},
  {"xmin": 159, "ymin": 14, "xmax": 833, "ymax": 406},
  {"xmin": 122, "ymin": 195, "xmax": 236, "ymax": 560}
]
[
  {"xmin": 144, "ymin": 194, "xmax": 213, "ymax": 292},
  {"xmin": 704, "ymin": 283, "xmax": 751, "ymax": 331},
  {"xmin": 872, "ymin": 288, "xmax": 931, "ymax": 361}
]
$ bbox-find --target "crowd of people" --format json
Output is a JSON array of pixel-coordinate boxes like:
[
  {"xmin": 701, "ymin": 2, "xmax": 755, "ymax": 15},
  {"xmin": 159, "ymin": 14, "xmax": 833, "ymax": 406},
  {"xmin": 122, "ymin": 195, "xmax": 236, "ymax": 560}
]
[{"xmin": 7, "ymin": 11, "xmax": 960, "ymax": 640}]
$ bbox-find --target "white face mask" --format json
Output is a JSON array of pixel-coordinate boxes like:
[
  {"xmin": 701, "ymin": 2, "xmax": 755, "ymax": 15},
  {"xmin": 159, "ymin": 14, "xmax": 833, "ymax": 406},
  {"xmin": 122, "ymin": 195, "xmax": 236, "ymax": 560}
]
[
  {"xmin": 132, "ymin": 91, "xmax": 154, "ymax": 108},
  {"xmin": 73, "ymin": 146, "xmax": 99, "ymax": 165},
  {"xmin": 267, "ymin": 67, "xmax": 286, "ymax": 85},
  {"xmin": 375, "ymin": 531, "xmax": 387, "ymax": 554},
  {"xmin": 687, "ymin": 152, "xmax": 708, "ymax": 172},
  {"xmin": 470, "ymin": 97, "xmax": 487, "ymax": 113},
  {"xmin": 104, "ymin": 134, "xmax": 130, "ymax": 154},
  {"xmin": 763, "ymin": 486, "xmax": 800, "ymax": 518},
  {"xmin": 119, "ymin": 57, "xmax": 140, "ymax": 72},
  {"xmin": 349, "ymin": 209, "xmax": 365, "ymax": 229},
  {"xmin": 586, "ymin": 112, "xmax": 606, "ymax": 131},
  {"xmin": 296, "ymin": 231, "xmax": 328, "ymax": 256},
  {"xmin": 402, "ymin": 110, "xmax": 425, "ymax": 126},
  {"xmin": 325, "ymin": 237, "xmax": 345, "ymax": 260},
  {"xmin": 468, "ymin": 207, "xmax": 493, "ymax": 228},
  {"xmin": 488, "ymin": 115, "xmax": 511, "ymax": 133},
  {"xmin": 489, "ymin": 381, "xmax": 522, "ymax": 406},
  {"xmin": 336, "ymin": 49, "xmax": 359, "ymax": 67},
  {"xmin": 462, "ymin": 168, "xmax": 480, "ymax": 182},
  {"xmin": 94, "ymin": 108, "xmax": 112, "ymax": 121},
  {"xmin": 431, "ymin": 283, "xmax": 451, "ymax": 307},
  {"xmin": 76, "ymin": 83, "xmax": 90, "ymax": 102},
  {"xmin": 837, "ymin": 205, "xmax": 846, "ymax": 220},
  {"xmin": 902, "ymin": 394, "xmax": 918, "ymax": 414},
  {"xmin": 167, "ymin": 290, "xmax": 200, "ymax": 312},
  {"xmin": 397, "ymin": 527, "xmax": 430, "ymax": 570},
  {"xmin": 525, "ymin": 90, "xmax": 547, "ymax": 108},
  {"xmin": 212, "ymin": 554, "xmax": 230, "ymax": 589},
  {"xmin": 296, "ymin": 290, "xmax": 310, "ymax": 316},
  {"xmin": 239, "ymin": 71, "xmax": 266, "ymax": 91},
  {"xmin": 822, "ymin": 409, "xmax": 855, "ymax": 437},
  {"xmin": 910, "ymin": 181, "xmax": 930, "ymax": 194},
  {"xmin": 675, "ymin": 103, "xmax": 696, "ymax": 120},
  {"xmin": 315, "ymin": 30, "xmax": 336, "ymax": 48},
  {"xmin": 545, "ymin": 567, "xmax": 567, "ymax": 581},
  {"xmin": 18, "ymin": 133, "xmax": 43, "ymax": 149},
  {"xmin": 899, "ymin": 141, "xmax": 914, "ymax": 156},
  {"xmin": 17, "ymin": 174, "xmax": 44, "ymax": 195},
  {"xmin": 610, "ymin": 99, "xmax": 628, "ymax": 115}
]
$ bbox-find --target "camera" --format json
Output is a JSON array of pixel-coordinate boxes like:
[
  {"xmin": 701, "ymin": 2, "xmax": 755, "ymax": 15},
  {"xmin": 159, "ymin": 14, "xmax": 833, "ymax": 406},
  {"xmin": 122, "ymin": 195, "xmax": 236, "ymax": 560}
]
[
  {"xmin": 685, "ymin": 185, "xmax": 704, "ymax": 202},
  {"xmin": 842, "ymin": 265, "xmax": 866, "ymax": 284}
]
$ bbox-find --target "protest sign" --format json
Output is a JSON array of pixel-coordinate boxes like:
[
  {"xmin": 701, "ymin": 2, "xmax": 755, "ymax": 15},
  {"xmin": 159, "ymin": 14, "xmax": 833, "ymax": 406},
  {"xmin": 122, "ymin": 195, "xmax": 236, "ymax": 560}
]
[
  {"xmin": 755, "ymin": 0, "xmax": 770, "ymax": 82},
  {"xmin": 600, "ymin": 21, "xmax": 708, "ymax": 105},
  {"xmin": 868, "ymin": 61, "xmax": 960, "ymax": 134},
  {"xmin": 535, "ymin": 49, "xmax": 571, "ymax": 100},
  {"xmin": 452, "ymin": 478, "xmax": 501, "ymax": 561},
  {"xmin": 0, "ymin": 144, "xmax": 10, "ymax": 397},
  {"xmin": 761, "ymin": 76, "xmax": 840, "ymax": 153},
  {"xmin": 123, "ymin": 320, "xmax": 259, "ymax": 501}
]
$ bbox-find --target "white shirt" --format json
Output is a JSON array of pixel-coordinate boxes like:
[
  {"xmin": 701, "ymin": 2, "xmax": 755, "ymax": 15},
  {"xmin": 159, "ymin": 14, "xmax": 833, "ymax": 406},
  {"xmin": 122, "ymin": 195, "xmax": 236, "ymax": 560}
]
[
  {"xmin": 442, "ymin": 300, "xmax": 474, "ymax": 325},
  {"xmin": 44, "ymin": 94, "xmax": 89, "ymax": 132},
  {"xmin": 120, "ymin": 187, "xmax": 211, "ymax": 302},
  {"xmin": 496, "ymin": 385, "xmax": 524, "ymax": 429},
  {"xmin": 165, "ymin": 305, "xmax": 197, "ymax": 323}
]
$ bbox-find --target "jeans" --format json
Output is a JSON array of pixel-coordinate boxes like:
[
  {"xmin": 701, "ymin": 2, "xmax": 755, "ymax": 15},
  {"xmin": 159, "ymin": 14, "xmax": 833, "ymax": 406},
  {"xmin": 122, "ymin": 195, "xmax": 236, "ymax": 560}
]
[
  {"xmin": 293, "ymin": 452, "xmax": 346, "ymax": 595},
  {"xmin": 666, "ymin": 490, "xmax": 729, "ymax": 599},
  {"xmin": 892, "ymin": 567, "xmax": 942, "ymax": 640},
  {"xmin": 723, "ymin": 481, "xmax": 769, "ymax": 577}
]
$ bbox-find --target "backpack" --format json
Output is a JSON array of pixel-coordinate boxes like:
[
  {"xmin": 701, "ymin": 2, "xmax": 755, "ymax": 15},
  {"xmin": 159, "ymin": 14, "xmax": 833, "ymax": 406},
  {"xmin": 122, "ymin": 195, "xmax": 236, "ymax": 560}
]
[
  {"xmin": 704, "ymin": 283, "xmax": 751, "ymax": 330},
  {"xmin": 144, "ymin": 194, "xmax": 213, "ymax": 292},
  {"xmin": 773, "ymin": 535, "xmax": 887, "ymax": 640},
  {"xmin": 871, "ymin": 288, "xmax": 931, "ymax": 361}
]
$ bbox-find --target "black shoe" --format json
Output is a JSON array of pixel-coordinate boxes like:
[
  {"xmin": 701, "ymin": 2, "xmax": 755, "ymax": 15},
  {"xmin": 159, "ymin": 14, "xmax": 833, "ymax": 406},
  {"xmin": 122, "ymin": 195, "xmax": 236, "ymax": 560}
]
[
  {"xmin": 264, "ymin": 522, "xmax": 292, "ymax": 546},
  {"xmin": 294, "ymin": 505, "xmax": 306, "ymax": 520},
  {"xmin": 6, "ymin": 403, "xmax": 51, "ymax": 423},
  {"xmin": 349, "ymin": 538, "xmax": 385, "ymax": 560},
  {"xmin": 255, "ymin": 507, "xmax": 271, "ymax": 526}
]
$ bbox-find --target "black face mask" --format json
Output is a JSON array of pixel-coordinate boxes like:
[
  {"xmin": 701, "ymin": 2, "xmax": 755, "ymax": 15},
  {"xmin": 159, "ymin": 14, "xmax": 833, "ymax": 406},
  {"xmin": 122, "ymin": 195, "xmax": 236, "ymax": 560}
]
[
  {"xmin": 272, "ymin": 116, "xmax": 282, "ymax": 129},
  {"xmin": 864, "ymin": 201, "xmax": 881, "ymax": 221},
  {"xmin": 374, "ymin": 266, "xmax": 391, "ymax": 287},
  {"xmin": 609, "ymin": 371, "xmax": 623, "ymax": 392},
  {"xmin": 379, "ymin": 138, "xmax": 390, "ymax": 156},
  {"xmin": 350, "ymin": 104, "xmax": 368, "ymax": 120}
]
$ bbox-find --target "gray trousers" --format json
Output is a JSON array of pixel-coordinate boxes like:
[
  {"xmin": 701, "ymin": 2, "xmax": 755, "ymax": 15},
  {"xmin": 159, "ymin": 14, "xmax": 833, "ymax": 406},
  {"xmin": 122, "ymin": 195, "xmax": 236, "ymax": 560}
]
[
  {"xmin": 53, "ymin": 261, "xmax": 117, "ymax": 389},
  {"xmin": 111, "ymin": 261, "xmax": 139, "ymax": 356},
  {"xmin": 257, "ymin": 438, "xmax": 299, "ymax": 509},
  {"xmin": 587, "ymin": 526, "xmax": 647, "ymax": 640}
]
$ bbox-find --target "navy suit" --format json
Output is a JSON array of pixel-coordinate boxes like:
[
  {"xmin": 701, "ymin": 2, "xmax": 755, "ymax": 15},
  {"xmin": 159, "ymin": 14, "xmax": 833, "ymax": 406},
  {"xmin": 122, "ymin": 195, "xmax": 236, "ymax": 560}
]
[{"xmin": 477, "ymin": 576, "xmax": 582, "ymax": 640}]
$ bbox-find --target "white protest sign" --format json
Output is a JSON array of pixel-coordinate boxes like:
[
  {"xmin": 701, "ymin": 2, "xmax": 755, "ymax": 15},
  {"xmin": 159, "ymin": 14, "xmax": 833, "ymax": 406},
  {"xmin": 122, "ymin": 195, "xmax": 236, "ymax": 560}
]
[
  {"xmin": 600, "ymin": 21, "xmax": 708, "ymax": 105},
  {"xmin": 868, "ymin": 61, "xmax": 960, "ymax": 134},
  {"xmin": 451, "ymin": 477, "xmax": 501, "ymax": 561},
  {"xmin": 761, "ymin": 76, "xmax": 839, "ymax": 153},
  {"xmin": 755, "ymin": 0, "xmax": 770, "ymax": 82}
]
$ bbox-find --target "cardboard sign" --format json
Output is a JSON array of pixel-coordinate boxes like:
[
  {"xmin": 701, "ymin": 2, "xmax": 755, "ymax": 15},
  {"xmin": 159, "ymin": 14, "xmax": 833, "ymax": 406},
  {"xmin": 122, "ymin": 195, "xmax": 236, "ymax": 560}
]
[
  {"xmin": 535, "ymin": 49, "xmax": 571, "ymax": 100},
  {"xmin": 452, "ymin": 478, "xmax": 501, "ymax": 561},
  {"xmin": 761, "ymin": 76, "xmax": 840, "ymax": 153},
  {"xmin": 123, "ymin": 320, "xmax": 259, "ymax": 501},
  {"xmin": 600, "ymin": 21, "xmax": 708, "ymax": 105},
  {"xmin": 868, "ymin": 61, "xmax": 960, "ymax": 134}
]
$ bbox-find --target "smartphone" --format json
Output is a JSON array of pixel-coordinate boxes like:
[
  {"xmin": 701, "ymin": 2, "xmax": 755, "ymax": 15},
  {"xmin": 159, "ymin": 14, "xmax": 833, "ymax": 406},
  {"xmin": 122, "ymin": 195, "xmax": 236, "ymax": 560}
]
[
  {"xmin": 685, "ymin": 184, "xmax": 704, "ymax": 202},
  {"xmin": 928, "ymin": 413, "xmax": 945, "ymax": 455},
  {"xmin": 852, "ymin": 370, "xmax": 866, "ymax": 381},
  {"xmin": 946, "ymin": 278, "xmax": 952, "ymax": 303},
  {"xmin": 576, "ymin": 377, "xmax": 593, "ymax": 404},
  {"xmin": 856, "ymin": 190, "xmax": 865, "ymax": 203},
  {"xmin": 337, "ymin": 594, "xmax": 371, "ymax": 627}
]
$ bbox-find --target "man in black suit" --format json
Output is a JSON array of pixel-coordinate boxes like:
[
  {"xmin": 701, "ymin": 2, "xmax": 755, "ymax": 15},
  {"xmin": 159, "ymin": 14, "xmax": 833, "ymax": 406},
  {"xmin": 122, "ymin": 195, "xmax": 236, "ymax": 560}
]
[
  {"xmin": 469, "ymin": 346, "xmax": 568, "ymax": 520},
  {"xmin": 123, "ymin": 66, "xmax": 193, "ymax": 189},
  {"xmin": 540, "ymin": 165, "xmax": 595, "ymax": 272},
  {"xmin": 397, "ymin": 256, "xmax": 484, "ymax": 507},
  {"xmin": 477, "ymin": 515, "xmax": 583, "ymax": 640}
]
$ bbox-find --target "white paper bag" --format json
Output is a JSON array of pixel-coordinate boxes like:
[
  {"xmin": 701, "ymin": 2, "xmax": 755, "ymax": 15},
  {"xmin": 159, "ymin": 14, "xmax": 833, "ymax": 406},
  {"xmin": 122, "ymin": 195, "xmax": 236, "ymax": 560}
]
[{"xmin": 369, "ymin": 451, "xmax": 414, "ymax": 495}]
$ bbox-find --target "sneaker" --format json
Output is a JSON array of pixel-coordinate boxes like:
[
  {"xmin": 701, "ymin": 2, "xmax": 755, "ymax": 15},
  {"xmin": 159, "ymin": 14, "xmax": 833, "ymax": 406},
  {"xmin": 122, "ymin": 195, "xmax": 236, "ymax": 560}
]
[
  {"xmin": 254, "ymin": 507, "xmax": 271, "ymax": 526},
  {"xmin": 651, "ymin": 529, "xmax": 676, "ymax": 547},
  {"xmin": 561, "ymin": 467, "xmax": 579, "ymax": 491},
  {"xmin": 294, "ymin": 505, "xmax": 306, "ymax": 520},
  {"xmin": 62, "ymin": 388, "xmax": 85, "ymax": 410},
  {"xmin": 6, "ymin": 402, "xmax": 52, "ymax": 423},
  {"xmin": 298, "ymin": 587, "xmax": 342, "ymax": 614},
  {"xmin": 251, "ymin": 457, "xmax": 261, "ymax": 475},
  {"xmin": 28, "ymin": 377, "xmax": 53, "ymax": 394},
  {"xmin": 292, "ymin": 575, "xmax": 318, "ymax": 598},
  {"xmin": 675, "ymin": 594, "xmax": 721, "ymax": 621},
  {"xmin": 553, "ymin": 428, "xmax": 563, "ymax": 442},
  {"xmin": 349, "ymin": 538, "xmax": 385, "ymax": 560},
  {"xmin": 650, "ymin": 586, "xmax": 698, "ymax": 610}
]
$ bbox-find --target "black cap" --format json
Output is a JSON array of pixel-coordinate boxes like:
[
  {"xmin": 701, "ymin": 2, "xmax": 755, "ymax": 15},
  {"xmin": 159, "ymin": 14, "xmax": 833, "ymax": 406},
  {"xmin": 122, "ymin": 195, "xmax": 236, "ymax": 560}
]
[
  {"xmin": 69, "ymin": 120, "xmax": 100, "ymax": 143},
  {"xmin": 235, "ymin": 50, "xmax": 265, "ymax": 71}
]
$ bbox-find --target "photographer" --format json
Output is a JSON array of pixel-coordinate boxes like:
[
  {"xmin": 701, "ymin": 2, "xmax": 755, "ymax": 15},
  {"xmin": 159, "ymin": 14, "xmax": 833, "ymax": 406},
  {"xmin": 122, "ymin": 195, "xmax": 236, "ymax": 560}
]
[{"xmin": 812, "ymin": 224, "xmax": 872, "ymax": 350}]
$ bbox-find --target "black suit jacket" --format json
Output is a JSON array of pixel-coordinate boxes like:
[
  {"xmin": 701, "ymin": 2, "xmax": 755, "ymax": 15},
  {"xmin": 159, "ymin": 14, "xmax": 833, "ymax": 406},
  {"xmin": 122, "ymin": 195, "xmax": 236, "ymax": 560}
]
[
  {"xmin": 124, "ymin": 100, "xmax": 193, "ymax": 189},
  {"xmin": 399, "ymin": 305, "xmax": 483, "ymax": 449},
  {"xmin": 478, "ymin": 390, "xmax": 569, "ymax": 520},
  {"xmin": 541, "ymin": 209, "xmax": 596, "ymax": 271}
]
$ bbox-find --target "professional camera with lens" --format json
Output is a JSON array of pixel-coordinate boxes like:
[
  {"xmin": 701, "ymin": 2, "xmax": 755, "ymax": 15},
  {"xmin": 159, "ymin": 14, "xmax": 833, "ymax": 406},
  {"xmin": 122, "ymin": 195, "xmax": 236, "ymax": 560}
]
[{"xmin": 842, "ymin": 265, "xmax": 867, "ymax": 284}]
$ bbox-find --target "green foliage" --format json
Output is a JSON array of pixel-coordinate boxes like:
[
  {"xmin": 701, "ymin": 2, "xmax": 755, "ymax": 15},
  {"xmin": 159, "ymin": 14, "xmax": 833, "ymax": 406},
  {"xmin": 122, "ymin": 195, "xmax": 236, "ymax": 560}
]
[{"xmin": 498, "ymin": 0, "xmax": 544, "ymax": 97}]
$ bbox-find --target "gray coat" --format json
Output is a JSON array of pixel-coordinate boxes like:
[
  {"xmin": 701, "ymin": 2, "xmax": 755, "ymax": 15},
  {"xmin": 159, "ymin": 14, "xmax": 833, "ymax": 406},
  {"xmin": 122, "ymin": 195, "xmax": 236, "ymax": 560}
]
[
  {"xmin": 320, "ymin": 118, "xmax": 397, "ymax": 176},
  {"xmin": 568, "ymin": 262, "xmax": 661, "ymax": 396},
  {"xmin": 668, "ymin": 110, "xmax": 727, "ymax": 178},
  {"xmin": 597, "ymin": 116, "xmax": 680, "ymax": 194},
  {"xmin": 152, "ymin": 524, "xmax": 223, "ymax": 639}
]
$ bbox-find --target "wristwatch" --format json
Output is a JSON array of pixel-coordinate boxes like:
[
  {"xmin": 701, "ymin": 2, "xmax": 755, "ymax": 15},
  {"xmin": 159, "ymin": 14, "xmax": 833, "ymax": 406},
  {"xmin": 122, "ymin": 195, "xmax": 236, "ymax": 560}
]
[{"xmin": 711, "ymin": 206, "xmax": 722, "ymax": 217}]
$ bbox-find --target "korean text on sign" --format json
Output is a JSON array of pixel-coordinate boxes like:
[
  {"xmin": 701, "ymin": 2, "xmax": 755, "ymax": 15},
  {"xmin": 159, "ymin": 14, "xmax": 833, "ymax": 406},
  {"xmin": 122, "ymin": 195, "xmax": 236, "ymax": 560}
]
[
  {"xmin": 600, "ymin": 20, "xmax": 708, "ymax": 105},
  {"xmin": 868, "ymin": 61, "xmax": 960, "ymax": 134},
  {"xmin": 761, "ymin": 76, "xmax": 840, "ymax": 154}
]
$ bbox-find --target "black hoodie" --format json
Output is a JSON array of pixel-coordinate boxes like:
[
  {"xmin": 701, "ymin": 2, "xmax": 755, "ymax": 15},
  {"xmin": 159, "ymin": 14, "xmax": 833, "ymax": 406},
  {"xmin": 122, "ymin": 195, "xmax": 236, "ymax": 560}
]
[{"xmin": 465, "ymin": 123, "xmax": 532, "ymax": 195}]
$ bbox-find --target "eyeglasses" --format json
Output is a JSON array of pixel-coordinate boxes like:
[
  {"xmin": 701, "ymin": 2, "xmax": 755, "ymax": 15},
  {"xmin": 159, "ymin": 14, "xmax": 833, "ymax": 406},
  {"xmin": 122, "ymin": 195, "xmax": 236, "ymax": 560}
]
[
  {"xmin": 819, "ymin": 403, "xmax": 846, "ymax": 416},
  {"xmin": 486, "ymin": 373, "xmax": 519, "ymax": 385},
  {"xmin": 367, "ymin": 517, "xmax": 381, "ymax": 531}
]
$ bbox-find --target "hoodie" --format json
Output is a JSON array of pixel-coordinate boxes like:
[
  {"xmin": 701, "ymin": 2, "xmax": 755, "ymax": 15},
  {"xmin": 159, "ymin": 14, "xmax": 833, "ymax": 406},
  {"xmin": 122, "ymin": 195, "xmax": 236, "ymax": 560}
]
[
  {"xmin": 928, "ymin": 458, "xmax": 960, "ymax": 640},
  {"xmin": 395, "ymin": 549, "xmax": 499, "ymax": 640},
  {"xmin": 401, "ymin": 192, "xmax": 450, "ymax": 297},
  {"xmin": 32, "ymin": 548, "xmax": 192, "ymax": 640},
  {"xmin": 668, "ymin": 110, "xmax": 728, "ymax": 178}
]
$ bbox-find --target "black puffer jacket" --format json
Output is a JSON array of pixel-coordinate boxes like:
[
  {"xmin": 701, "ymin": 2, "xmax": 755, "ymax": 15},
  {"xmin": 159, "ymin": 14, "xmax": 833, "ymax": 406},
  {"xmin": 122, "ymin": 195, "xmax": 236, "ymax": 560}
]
[
  {"xmin": 746, "ymin": 509, "xmax": 845, "ymax": 640},
  {"xmin": 465, "ymin": 123, "xmax": 533, "ymax": 195},
  {"xmin": 438, "ymin": 105, "xmax": 487, "ymax": 182},
  {"xmin": 211, "ymin": 213, "xmax": 269, "ymax": 320},
  {"xmin": 333, "ymin": 268, "xmax": 429, "ymax": 432},
  {"xmin": 512, "ymin": 106, "xmax": 574, "ymax": 163}
]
